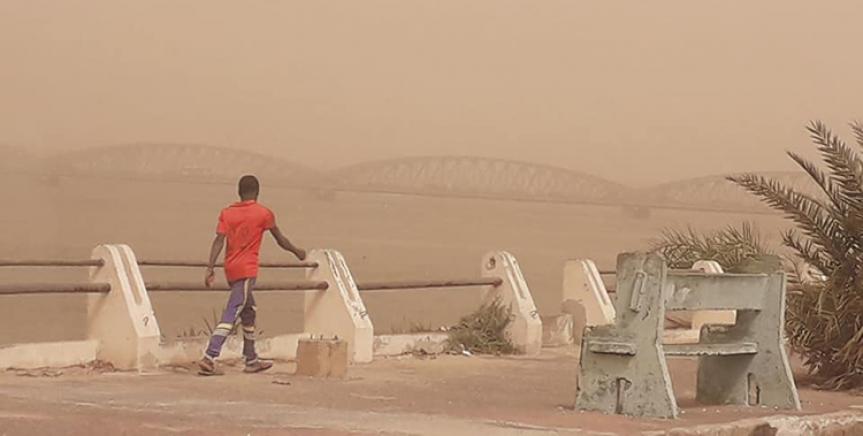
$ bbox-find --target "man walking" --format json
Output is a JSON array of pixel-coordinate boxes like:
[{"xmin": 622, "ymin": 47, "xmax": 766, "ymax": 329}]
[{"xmin": 198, "ymin": 175, "xmax": 306, "ymax": 376}]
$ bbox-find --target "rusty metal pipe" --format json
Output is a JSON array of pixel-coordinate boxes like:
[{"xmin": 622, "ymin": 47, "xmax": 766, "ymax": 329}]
[
  {"xmin": 0, "ymin": 259, "xmax": 318, "ymax": 268},
  {"xmin": 0, "ymin": 260, "xmax": 104, "ymax": 267},
  {"xmin": 356, "ymin": 277, "xmax": 502, "ymax": 292},
  {"xmin": 144, "ymin": 281, "xmax": 328, "ymax": 292},
  {"xmin": 137, "ymin": 260, "xmax": 318, "ymax": 269},
  {"xmin": 0, "ymin": 283, "xmax": 111, "ymax": 295}
]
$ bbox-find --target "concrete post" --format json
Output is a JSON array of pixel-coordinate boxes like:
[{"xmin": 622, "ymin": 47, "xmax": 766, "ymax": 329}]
[
  {"xmin": 562, "ymin": 259, "xmax": 616, "ymax": 346},
  {"xmin": 562, "ymin": 259, "xmax": 616, "ymax": 326},
  {"xmin": 87, "ymin": 244, "xmax": 161, "ymax": 370},
  {"xmin": 481, "ymin": 251, "xmax": 542, "ymax": 355},
  {"xmin": 304, "ymin": 249, "xmax": 374, "ymax": 363}
]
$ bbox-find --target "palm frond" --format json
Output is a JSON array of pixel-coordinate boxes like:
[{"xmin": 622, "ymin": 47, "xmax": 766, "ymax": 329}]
[
  {"xmin": 782, "ymin": 229, "xmax": 833, "ymax": 276},
  {"xmin": 650, "ymin": 222, "xmax": 769, "ymax": 271},
  {"xmin": 850, "ymin": 121, "xmax": 863, "ymax": 151},
  {"xmin": 730, "ymin": 120, "xmax": 863, "ymax": 390},
  {"xmin": 727, "ymin": 174, "xmax": 849, "ymax": 263},
  {"xmin": 806, "ymin": 121, "xmax": 863, "ymax": 214},
  {"xmin": 786, "ymin": 151, "xmax": 846, "ymax": 214}
]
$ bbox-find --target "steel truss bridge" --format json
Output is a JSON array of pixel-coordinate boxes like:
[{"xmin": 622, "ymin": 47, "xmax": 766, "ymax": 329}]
[{"xmin": 2, "ymin": 144, "xmax": 819, "ymax": 215}]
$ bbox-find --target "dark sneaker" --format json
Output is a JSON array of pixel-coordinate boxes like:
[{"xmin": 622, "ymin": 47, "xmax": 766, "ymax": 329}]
[
  {"xmin": 198, "ymin": 357, "xmax": 223, "ymax": 376},
  {"xmin": 243, "ymin": 359, "xmax": 273, "ymax": 374}
]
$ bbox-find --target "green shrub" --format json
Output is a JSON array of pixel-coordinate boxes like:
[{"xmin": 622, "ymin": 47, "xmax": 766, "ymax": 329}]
[
  {"xmin": 651, "ymin": 222, "xmax": 771, "ymax": 271},
  {"xmin": 446, "ymin": 298, "xmax": 517, "ymax": 355}
]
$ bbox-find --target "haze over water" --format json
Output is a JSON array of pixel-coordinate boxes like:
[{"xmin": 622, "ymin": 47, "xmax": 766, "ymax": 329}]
[
  {"xmin": 2, "ymin": 1, "xmax": 862, "ymax": 186},
  {"xmin": 1, "ymin": 1, "xmax": 862, "ymax": 343}
]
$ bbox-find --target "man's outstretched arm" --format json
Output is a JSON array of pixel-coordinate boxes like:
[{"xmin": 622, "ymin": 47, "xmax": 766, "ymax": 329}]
[
  {"xmin": 270, "ymin": 226, "xmax": 306, "ymax": 260},
  {"xmin": 205, "ymin": 233, "xmax": 225, "ymax": 287}
]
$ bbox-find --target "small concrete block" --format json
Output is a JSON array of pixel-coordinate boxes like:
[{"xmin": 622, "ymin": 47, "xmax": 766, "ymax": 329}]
[
  {"xmin": 541, "ymin": 314, "xmax": 574, "ymax": 347},
  {"xmin": 295, "ymin": 339, "xmax": 327, "ymax": 377},
  {"xmin": 328, "ymin": 340, "xmax": 348, "ymax": 378},
  {"xmin": 295, "ymin": 337, "xmax": 348, "ymax": 378}
]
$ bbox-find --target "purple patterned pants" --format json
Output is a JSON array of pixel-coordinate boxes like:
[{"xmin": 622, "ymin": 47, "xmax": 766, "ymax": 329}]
[{"xmin": 204, "ymin": 278, "xmax": 258, "ymax": 363}]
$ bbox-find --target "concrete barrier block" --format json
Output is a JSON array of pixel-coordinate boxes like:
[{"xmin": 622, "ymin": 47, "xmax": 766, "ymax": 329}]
[
  {"xmin": 541, "ymin": 314, "xmax": 574, "ymax": 347},
  {"xmin": 87, "ymin": 244, "xmax": 161, "ymax": 370},
  {"xmin": 304, "ymin": 249, "xmax": 374, "ymax": 363},
  {"xmin": 563, "ymin": 259, "xmax": 615, "ymax": 326},
  {"xmin": 296, "ymin": 337, "xmax": 348, "ymax": 378},
  {"xmin": 481, "ymin": 251, "xmax": 542, "ymax": 355}
]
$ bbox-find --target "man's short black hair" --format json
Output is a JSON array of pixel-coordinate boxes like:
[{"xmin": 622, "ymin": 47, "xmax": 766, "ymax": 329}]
[{"xmin": 238, "ymin": 175, "xmax": 260, "ymax": 199}]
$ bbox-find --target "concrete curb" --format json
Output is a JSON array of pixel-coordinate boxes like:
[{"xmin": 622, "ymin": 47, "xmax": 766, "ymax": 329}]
[
  {"xmin": 373, "ymin": 333, "xmax": 449, "ymax": 357},
  {"xmin": 642, "ymin": 410, "xmax": 863, "ymax": 436}
]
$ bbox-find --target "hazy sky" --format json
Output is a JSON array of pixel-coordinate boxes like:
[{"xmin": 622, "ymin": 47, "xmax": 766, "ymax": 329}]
[{"xmin": 1, "ymin": 1, "xmax": 861, "ymax": 185}]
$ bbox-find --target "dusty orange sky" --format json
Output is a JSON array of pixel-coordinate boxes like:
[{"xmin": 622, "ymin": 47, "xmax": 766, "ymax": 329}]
[{"xmin": 1, "ymin": 1, "xmax": 861, "ymax": 185}]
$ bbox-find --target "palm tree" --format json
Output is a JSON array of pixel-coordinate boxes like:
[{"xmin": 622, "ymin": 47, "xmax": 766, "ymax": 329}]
[
  {"xmin": 728, "ymin": 121, "xmax": 863, "ymax": 389},
  {"xmin": 651, "ymin": 222, "xmax": 771, "ymax": 272}
]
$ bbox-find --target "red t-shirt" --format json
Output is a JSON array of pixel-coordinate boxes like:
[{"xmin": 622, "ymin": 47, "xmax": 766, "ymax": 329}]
[{"xmin": 217, "ymin": 200, "xmax": 276, "ymax": 282}]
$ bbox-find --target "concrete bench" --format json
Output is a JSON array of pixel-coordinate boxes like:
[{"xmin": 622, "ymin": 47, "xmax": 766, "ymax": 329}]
[
  {"xmin": 562, "ymin": 258, "xmax": 734, "ymax": 345},
  {"xmin": 575, "ymin": 252, "xmax": 800, "ymax": 418}
]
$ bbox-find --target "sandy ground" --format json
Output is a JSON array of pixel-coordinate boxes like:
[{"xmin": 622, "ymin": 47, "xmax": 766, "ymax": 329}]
[{"xmin": 0, "ymin": 348, "xmax": 860, "ymax": 436}]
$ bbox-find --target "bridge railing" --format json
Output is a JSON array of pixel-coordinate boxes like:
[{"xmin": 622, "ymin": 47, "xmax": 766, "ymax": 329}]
[
  {"xmin": 0, "ymin": 246, "xmax": 374, "ymax": 369},
  {"xmin": 0, "ymin": 246, "xmax": 163, "ymax": 369},
  {"xmin": 0, "ymin": 247, "xmax": 541, "ymax": 369},
  {"xmin": 132, "ymin": 248, "xmax": 373, "ymax": 364},
  {"xmin": 358, "ymin": 251, "xmax": 542, "ymax": 356}
]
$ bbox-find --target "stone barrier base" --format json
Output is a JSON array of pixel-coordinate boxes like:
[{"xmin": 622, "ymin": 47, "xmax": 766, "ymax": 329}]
[
  {"xmin": 0, "ymin": 340, "xmax": 98, "ymax": 369},
  {"xmin": 156, "ymin": 333, "xmax": 311, "ymax": 365},
  {"xmin": 373, "ymin": 333, "xmax": 449, "ymax": 357},
  {"xmin": 642, "ymin": 410, "xmax": 863, "ymax": 436}
]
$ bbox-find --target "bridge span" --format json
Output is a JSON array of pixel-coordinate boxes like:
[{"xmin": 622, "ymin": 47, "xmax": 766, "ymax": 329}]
[{"xmin": 1, "ymin": 144, "xmax": 813, "ymax": 215}]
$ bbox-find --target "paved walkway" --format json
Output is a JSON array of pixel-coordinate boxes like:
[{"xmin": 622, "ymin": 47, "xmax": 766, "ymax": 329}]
[{"xmin": 0, "ymin": 349, "xmax": 859, "ymax": 435}]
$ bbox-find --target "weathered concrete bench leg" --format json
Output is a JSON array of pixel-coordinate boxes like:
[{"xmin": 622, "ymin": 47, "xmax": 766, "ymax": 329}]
[
  {"xmin": 305, "ymin": 249, "xmax": 374, "ymax": 363},
  {"xmin": 697, "ymin": 258, "xmax": 800, "ymax": 410},
  {"xmin": 481, "ymin": 251, "xmax": 542, "ymax": 356},
  {"xmin": 695, "ymin": 331, "xmax": 753, "ymax": 406},
  {"xmin": 576, "ymin": 253, "xmax": 678, "ymax": 418}
]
